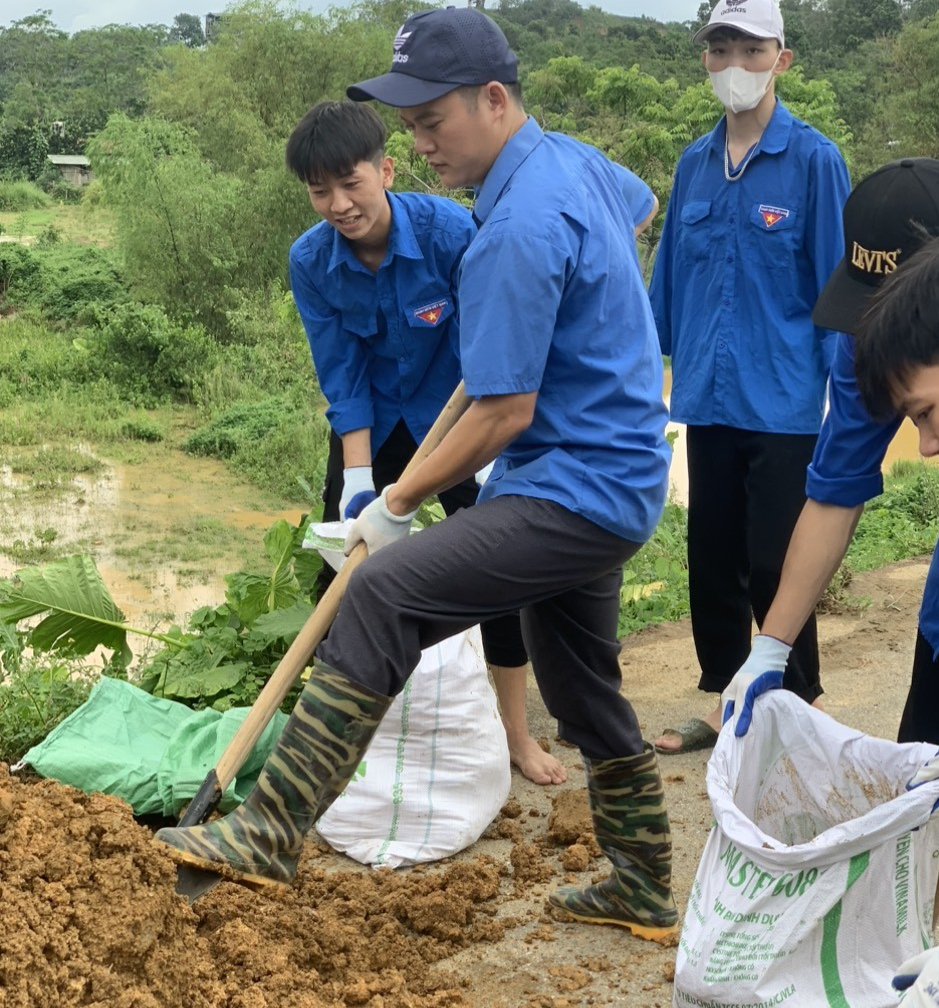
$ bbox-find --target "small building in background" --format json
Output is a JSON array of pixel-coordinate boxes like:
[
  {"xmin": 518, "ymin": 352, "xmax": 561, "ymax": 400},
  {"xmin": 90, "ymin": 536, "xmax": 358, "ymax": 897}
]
[{"xmin": 46, "ymin": 154, "xmax": 94, "ymax": 186}]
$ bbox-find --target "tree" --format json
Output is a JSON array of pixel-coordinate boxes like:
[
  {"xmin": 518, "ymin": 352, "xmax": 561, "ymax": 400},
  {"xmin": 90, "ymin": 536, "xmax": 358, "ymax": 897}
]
[
  {"xmin": 87, "ymin": 115, "xmax": 249, "ymax": 335},
  {"xmin": 857, "ymin": 16, "xmax": 939, "ymax": 173},
  {"xmin": 169, "ymin": 13, "xmax": 205, "ymax": 47}
]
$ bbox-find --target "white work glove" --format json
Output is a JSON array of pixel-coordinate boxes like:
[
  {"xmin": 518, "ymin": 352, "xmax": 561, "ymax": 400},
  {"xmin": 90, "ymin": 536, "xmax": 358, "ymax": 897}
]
[
  {"xmin": 339, "ymin": 466, "xmax": 376, "ymax": 520},
  {"xmin": 344, "ymin": 484, "xmax": 418, "ymax": 556},
  {"xmin": 894, "ymin": 947, "xmax": 939, "ymax": 1005},
  {"xmin": 721, "ymin": 634, "xmax": 791, "ymax": 737}
]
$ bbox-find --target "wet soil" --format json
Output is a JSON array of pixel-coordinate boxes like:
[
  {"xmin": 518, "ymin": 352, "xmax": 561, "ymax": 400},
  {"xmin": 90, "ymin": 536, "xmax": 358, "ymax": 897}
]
[{"xmin": 1, "ymin": 558, "xmax": 931, "ymax": 1008}]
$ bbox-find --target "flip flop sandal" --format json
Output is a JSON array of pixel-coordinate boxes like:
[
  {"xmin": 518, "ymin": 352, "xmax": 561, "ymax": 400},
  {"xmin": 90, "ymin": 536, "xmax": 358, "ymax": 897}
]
[{"xmin": 653, "ymin": 717, "xmax": 719, "ymax": 755}]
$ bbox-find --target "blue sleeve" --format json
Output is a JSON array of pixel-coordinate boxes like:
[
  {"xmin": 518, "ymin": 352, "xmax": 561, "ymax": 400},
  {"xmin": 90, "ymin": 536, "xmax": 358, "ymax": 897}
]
[
  {"xmin": 613, "ymin": 162, "xmax": 655, "ymax": 228},
  {"xmin": 288, "ymin": 246, "xmax": 374, "ymax": 436},
  {"xmin": 805, "ymin": 143, "xmax": 852, "ymax": 369},
  {"xmin": 458, "ymin": 228, "xmax": 568, "ymax": 395},
  {"xmin": 648, "ymin": 160, "xmax": 684, "ymax": 357},
  {"xmin": 806, "ymin": 333, "xmax": 902, "ymax": 506}
]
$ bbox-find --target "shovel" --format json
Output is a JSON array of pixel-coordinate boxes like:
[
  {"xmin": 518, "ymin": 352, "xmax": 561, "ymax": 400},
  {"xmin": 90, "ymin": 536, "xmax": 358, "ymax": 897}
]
[{"xmin": 172, "ymin": 381, "xmax": 472, "ymax": 901}]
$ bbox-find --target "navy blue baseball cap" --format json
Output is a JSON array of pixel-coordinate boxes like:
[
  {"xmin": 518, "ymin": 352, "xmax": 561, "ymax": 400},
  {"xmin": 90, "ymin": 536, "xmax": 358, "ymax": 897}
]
[{"xmin": 346, "ymin": 6, "xmax": 518, "ymax": 108}]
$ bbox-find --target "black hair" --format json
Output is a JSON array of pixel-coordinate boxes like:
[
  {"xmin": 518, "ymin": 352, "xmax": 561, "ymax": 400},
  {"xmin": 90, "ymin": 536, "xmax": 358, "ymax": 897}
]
[
  {"xmin": 285, "ymin": 100, "xmax": 386, "ymax": 185},
  {"xmin": 854, "ymin": 236, "xmax": 939, "ymax": 419}
]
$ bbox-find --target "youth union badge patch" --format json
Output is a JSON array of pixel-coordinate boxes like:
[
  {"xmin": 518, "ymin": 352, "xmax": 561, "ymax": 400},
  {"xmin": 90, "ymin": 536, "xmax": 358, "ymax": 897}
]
[
  {"xmin": 414, "ymin": 299, "xmax": 448, "ymax": 325},
  {"xmin": 759, "ymin": 204, "xmax": 790, "ymax": 228}
]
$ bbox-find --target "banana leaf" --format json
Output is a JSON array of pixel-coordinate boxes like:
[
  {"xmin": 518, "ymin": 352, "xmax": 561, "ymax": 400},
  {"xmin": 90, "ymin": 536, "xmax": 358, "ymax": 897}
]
[{"xmin": 0, "ymin": 555, "xmax": 154, "ymax": 665}]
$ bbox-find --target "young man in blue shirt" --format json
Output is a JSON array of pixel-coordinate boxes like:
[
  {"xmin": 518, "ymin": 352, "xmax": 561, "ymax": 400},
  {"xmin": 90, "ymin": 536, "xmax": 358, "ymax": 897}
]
[
  {"xmin": 648, "ymin": 0, "xmax": 851, "ymax": 753},
  {"xmin": 285, "ymin": 100, "xmax": 565, "ymax": 786},
  {"xmin": 157, "ymin": 7, "xmax": 680, "ymax": 942},
  {"xmin": 721, "ymin": 158, "xmax": 939, "ymax": 743}
]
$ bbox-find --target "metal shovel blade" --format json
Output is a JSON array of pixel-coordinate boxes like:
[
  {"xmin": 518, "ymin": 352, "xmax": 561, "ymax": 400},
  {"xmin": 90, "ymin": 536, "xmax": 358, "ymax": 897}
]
[{"xmin": 175, "ymin": 863, "xmax": 224, "ymax": 903}]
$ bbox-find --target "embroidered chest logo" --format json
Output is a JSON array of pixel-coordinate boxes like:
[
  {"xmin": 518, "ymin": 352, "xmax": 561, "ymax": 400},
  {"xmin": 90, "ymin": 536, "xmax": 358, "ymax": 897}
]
[
  {"xmin": 759, "ymin": 204, "xmax": 790, "ymax": 228},
  {"xmin": 414, "ymin": 299, "xmax": 448, "ymax": 325}
]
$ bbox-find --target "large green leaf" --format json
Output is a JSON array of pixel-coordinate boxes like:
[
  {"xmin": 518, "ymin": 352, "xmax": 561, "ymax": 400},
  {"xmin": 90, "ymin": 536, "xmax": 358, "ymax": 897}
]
[
  {"xmin": 157, "ymin": 661, "xmax": 250, "ymax": 701},
  {"xmin": 0, "ymin": 555, "xmax": 130, "ymax": 659},
  {"xmin": 225, "ymin": 519, "xmax": 299, "ymax": 623},
  {"xmin": 249, "ymin": 600, "xmax": 314, "ymax": 645}
]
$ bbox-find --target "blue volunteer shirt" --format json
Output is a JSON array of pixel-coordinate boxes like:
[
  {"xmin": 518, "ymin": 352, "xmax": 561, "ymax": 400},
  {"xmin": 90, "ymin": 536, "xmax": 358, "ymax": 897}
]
[
  {"xmin": 805, "ymin": 334, "xmax": 939, "ymax": 658},
  {"xmin": 463, "ymin": 117, "xmax": 670, "ymax": 543},
  {"xmin": 649, "ymin": 100, "xmax": 851, "ymax": 434},
  {"xmin": 289, "ymin": 190, "xmax": 476, "ymax": 451}
]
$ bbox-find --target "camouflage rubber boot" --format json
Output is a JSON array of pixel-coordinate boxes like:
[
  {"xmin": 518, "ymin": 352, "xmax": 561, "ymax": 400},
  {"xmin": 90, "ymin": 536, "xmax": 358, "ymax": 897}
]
[
  {"xmin": 547, "ymin": 743, "xmax": 679, "ymax": 943},
  {"xmin": 155, "ymin": 662, "xmax": 391, "ymax": 892}
]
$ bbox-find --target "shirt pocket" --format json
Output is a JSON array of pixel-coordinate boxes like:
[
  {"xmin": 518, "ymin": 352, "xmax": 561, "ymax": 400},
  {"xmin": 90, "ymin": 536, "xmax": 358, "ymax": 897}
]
[
  {"xmin": 404, "ymin": 295, "xmax": 455, "ymax": 331},
  {"xmin": 342, "ymin": 311, "xmax": 385, "ymax": 356},
  {"xmin": 746, "ymin": 204, "xmax": 804, "ymax": 316},
  {"xmin": 677, "ymin": 200, "xmax": 712, "ymax": 263},
  {"xmin": 746, "ymin": 203, "xmax": 800, "ymax": 265}
]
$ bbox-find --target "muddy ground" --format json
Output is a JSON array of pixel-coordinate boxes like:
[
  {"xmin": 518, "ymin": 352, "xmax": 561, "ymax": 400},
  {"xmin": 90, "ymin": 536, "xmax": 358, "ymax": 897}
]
[{"xmin": 0, "ymin": 556, "xmax": 932, "ymax": 1008}]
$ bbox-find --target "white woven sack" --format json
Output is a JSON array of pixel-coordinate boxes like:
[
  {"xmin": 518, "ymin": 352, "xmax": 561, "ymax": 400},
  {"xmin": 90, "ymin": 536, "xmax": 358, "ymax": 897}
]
[
  {"xmin": 674, "ymin": 690, "xmax": 939, "ymax": 1008},
  {"xmin": 314, "ymin": 622, "xmax": 510, "ymax": 869}
]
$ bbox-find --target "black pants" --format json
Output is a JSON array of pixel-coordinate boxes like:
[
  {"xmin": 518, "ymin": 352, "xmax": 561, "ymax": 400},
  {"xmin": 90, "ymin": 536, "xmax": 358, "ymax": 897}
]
[
  {"xmin": 900, "ymin": 630, "xmax": 939, "ymax": 744},
  {"xmin": 687, "ymin": 424, "xmax": 821, "ymax": 702},
  {"xmin": 316, "ymin": 495, "xmax": 646, "ymax": 760},
  {"xmin": 317, "ymin": 420, "xmax": 527, "ymax": 668}
]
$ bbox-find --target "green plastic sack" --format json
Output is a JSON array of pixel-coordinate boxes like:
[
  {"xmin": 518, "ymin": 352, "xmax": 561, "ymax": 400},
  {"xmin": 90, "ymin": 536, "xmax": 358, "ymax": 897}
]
[{"xmin": 21, "ymin": 677, "xmax": 288, "ymax": 817}]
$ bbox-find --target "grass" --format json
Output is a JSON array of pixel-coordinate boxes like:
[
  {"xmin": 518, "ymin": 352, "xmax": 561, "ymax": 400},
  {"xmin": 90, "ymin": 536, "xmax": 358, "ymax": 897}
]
[
  {"xmin": 111, "ymin": 516, "xmax": 255, "ymax": 567},
  {"xmin": 6, "ymin": 446, "xmax": 104, "ymax": 486},
  {"xmin": 0, "ymin": 203, "xmax": 114, "ymax": 247}
]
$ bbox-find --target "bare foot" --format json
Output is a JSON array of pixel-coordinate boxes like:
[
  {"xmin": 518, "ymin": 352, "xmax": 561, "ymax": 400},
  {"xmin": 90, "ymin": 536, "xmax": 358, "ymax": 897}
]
[
  {"xmin": 653, "ymin": 705, "xmax": 722, "ymax": 753},
  {"xmin": 508, "ymin": 735, "xmax": 567, "ymax": 785}
]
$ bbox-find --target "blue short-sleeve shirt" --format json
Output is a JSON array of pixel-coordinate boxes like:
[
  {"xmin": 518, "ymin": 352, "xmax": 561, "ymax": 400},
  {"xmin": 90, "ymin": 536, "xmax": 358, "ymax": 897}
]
[
  {"xmin": 649, "ymin": 100, "xmax": 851, "ymax": 435},
  {"xmin": 463, "ymin": 117, "xmax": 670, "ymax": 543},
  {"xmin": 806, "ymin": 334, "xmax": 939, "ymax": 658},
  {"xmin": 289, "ymin": 190, "xmax": 476, "ymax": 451}
]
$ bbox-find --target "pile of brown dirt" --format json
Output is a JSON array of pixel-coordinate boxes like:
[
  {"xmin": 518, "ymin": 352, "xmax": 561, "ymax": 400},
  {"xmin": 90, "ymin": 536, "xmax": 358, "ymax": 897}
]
[
  {"xmin": 0, "ymin": 767, "xmax": 223, "ymax": 1008},
  {"xmin": 0, "ymin": 765, "xmax": 555, "ymax": 1008}
]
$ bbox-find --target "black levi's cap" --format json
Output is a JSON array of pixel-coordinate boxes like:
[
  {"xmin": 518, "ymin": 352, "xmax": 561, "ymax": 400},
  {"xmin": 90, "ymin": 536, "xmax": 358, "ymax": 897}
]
[
  {"xmin": 346, "ymin": 6, "xmax": 518, "ymax": 108},
  {"xmin": 813, "ymin": 157, "xmax": 939, "ymax": 334}
]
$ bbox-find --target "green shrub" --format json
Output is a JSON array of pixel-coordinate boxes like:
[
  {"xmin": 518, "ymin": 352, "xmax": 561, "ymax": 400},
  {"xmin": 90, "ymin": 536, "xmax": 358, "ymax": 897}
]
[
  {"xmin": 184, "ymin": 397, "xmax": 296, "ymax": 458},
  {"xmin": 89, "ymin": 302, "xmax": 220, "ymax": 406},
  {"xmin": 121, "ymin": 419, "xmax": 165, "ymax": 442},
  {"xmin": 0, "ymin": 180, "xmax": 52, "ymax": 212},
  {"xmin": 2, "ymin": 242, "xmax": 126, "ymax": 322},
  {"xmin": 0, "ymin": 243, "xmax": 41, "ymax": 305},
  {"xmin": 0, "ymin": 659, "xmax": 94, "ymax": 764},
  {"xmin": 845, "ymin": 461, "xmax": 939, "ymax": 573},
  {"xmin": 0, "ymin": 317, "xmax": 93, "ymax": 392}
]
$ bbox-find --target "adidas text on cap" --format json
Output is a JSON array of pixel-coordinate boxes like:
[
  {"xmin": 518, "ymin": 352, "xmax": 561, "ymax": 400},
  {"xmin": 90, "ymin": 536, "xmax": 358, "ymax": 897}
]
[
  {"xmin": 813, "ymin": 158, "xmax": 939, "ymax": 334},
  {"xmin": 693, "ymin": 0, "xmax": 785, "ymax": 47},
  {"xmin": 347, "ymin": 6, "xmax": 518, "ymax": 108}
]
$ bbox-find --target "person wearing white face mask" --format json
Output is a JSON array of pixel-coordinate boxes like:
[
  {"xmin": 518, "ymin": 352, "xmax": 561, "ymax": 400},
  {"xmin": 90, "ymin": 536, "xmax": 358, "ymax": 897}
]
[{"xmin": 648, "ymin": 0, "xmax": 851, "ymax": 755}]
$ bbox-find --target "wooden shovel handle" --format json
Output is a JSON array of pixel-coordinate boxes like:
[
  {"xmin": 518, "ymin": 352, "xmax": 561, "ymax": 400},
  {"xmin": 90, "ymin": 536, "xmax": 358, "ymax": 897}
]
[{"xmin": 209, "ymin": 381, "xmax": 472, "ymax": 795}]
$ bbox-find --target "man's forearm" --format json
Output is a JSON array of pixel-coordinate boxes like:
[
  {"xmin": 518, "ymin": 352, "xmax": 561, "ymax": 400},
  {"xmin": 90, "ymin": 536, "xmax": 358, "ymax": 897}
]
[
  {"xmin": 386, "ymin": 393, "xmax": 536, "ymax": 515},
  {"xmin": 761, "ymin": 499, "xmax": 863, "ymax": 644},
  {"xmin": 341, "ymin": 428, "xmax": 372, "ymax": 468}
]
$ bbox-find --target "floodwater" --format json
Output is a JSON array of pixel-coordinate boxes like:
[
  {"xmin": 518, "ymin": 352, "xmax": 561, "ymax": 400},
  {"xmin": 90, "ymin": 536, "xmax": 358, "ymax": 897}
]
[
  {"xmin": 0, "ymin": 393, "xmax": 927, "ymax": 634},
  {"xmin": 0, "ymin": 447, "xmax": 304, "ymax": 629}
]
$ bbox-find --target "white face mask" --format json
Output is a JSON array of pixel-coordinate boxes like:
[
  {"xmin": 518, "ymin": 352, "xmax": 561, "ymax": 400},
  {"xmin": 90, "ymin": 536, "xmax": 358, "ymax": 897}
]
[{"xmin": 709, "ymin": 63, "xmax": 777, "ymax": 113}]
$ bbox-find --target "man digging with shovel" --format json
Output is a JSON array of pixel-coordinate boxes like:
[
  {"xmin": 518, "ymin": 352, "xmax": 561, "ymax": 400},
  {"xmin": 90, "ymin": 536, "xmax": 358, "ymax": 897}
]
[{"xmin": 155, "ymin": 6, "xmax": 679, "ymax": 943}]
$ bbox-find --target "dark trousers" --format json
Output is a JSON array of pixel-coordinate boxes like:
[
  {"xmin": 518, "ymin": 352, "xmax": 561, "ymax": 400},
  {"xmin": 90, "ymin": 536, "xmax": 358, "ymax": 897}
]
[
  {"xmin": 318, "ymin": 421, "xmax": 527, "ymax": 668},
  {"xmin": 316, "ymin": 495, "xmax": 646, "ymax": 760},
  {"xmin": 900, "ymin": 630, "xmax": 939, "ymax": 745},
  {"xmin": 686, "ymin": 424, "xmax": 822, "ymax": 702}
]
